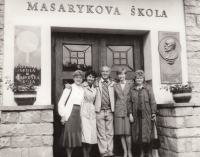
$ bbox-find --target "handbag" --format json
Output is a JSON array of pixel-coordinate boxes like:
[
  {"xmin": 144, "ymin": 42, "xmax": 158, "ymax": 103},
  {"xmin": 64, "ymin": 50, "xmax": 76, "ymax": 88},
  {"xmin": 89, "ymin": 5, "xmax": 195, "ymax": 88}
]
[{"xmin": 151, "ymin": 120, "xmax": 161, "ymax": 149}]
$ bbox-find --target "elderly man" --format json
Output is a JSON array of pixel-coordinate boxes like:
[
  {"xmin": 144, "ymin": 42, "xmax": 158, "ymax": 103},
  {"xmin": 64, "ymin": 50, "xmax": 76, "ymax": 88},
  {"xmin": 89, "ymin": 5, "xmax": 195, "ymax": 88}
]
[
  {"xmin": 94, "ymin": 66, "xmax": 116, "ymax": 157},
  {"xmin": 164, "ymin": 38, "xmax": 179, "ymax": 65}
]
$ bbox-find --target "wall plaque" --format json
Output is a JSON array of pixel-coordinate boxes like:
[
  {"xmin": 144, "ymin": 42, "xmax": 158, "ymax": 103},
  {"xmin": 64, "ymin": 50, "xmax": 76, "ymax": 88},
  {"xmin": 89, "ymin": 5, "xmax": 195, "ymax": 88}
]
[
  {"xmin": 158, "ymin": 31, "xmax": 182, "ymax": 83},
  {"xmin": 14, "ymin": 26, "xmax": 41, "ymax": 86}
]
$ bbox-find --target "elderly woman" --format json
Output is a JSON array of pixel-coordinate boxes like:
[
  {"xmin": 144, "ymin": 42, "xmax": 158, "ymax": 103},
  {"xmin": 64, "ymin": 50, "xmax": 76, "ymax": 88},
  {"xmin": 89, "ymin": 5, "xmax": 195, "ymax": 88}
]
[
  {"xmin": 58, "ymin": 70, "xmax": 84, "ymax": 157},
  {"xmin": 128, "ymin": 70, "xmax": 157, "ymax": 157},
  {"xmin": 114, "ymin": 68, "xmax": 133, "ymax": 157}
]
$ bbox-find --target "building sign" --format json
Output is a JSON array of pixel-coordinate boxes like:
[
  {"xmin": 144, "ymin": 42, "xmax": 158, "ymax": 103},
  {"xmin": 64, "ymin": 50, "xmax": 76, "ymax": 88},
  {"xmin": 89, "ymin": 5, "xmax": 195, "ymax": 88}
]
[
  {"xmin": 158, "ymin": 31, "xmax": 182, "ymax": 83},
  {"xmin": 14, "ymin": 26, "xmax": 41, "ymax": 86},
  {"xmin": 26, "ymin": 2, "xmax": 168, "ymax": 18}
]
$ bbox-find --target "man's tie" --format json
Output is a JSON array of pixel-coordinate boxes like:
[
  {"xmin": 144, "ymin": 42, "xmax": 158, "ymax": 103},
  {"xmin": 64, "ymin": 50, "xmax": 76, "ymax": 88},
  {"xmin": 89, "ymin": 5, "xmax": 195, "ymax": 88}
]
[{"xmin": 101, "ymin": 81, "xmax": 110, "ymax": 109}]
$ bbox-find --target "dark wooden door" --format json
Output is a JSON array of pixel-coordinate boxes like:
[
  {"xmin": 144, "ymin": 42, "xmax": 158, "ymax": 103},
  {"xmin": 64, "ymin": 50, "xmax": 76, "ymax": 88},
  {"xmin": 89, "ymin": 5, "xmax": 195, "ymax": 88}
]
[
  {"xmin": 100, "ymin": 34, "xmax": 143, "ymax": 80},
  {"xmin": 52, "ymin": 33, "xmax": 143, "ymax": 157},
  {"xmin": 99, "ymin": 34, "xmax": 143, "ymax": 156}
]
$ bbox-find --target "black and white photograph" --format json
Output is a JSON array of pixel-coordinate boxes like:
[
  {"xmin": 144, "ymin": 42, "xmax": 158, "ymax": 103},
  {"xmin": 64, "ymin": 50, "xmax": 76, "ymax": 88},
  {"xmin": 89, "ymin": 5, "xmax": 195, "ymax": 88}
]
[{"xmin": 0, "ymin": 0, "xmax": 199, "ymax": 157}]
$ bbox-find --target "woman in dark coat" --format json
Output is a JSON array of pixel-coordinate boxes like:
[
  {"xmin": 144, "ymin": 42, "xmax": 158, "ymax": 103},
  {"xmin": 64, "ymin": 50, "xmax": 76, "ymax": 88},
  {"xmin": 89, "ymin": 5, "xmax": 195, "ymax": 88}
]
[{"xmin": 128, "ymin": 70, "xmax": 157, "ymax": 157}]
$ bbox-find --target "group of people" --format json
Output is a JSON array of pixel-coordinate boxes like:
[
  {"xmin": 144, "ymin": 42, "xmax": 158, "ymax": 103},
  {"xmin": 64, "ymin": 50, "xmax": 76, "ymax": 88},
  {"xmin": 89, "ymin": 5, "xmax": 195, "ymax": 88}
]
[{"xmin": 58, "ymin": 66, "xmax": 157, "ymax": 157}]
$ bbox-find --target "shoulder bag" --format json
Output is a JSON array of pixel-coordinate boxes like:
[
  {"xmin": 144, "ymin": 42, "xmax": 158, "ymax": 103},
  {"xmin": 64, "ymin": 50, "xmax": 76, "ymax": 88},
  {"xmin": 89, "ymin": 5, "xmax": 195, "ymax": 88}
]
[{"xmin": 151, "ymin": 120, "xmax": 161, "ymax": 149}]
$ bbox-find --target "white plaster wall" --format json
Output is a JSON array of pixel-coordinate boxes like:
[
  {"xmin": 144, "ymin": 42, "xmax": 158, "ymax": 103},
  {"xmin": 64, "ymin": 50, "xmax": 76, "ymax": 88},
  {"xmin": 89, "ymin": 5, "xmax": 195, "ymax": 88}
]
[{"xmin": 3, "ymin": 0, "xmax": 187, "ymax": 105}]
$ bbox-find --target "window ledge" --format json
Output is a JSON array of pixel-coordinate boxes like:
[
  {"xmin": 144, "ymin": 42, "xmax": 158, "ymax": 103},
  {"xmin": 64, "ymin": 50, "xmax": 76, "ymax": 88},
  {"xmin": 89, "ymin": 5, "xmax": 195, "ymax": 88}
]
[
  {"xmin": 0, "ymin": 105, "xmax": 54, "ymax": 111},
  {"xmin": 158, "ymin": 103, "xmax": 200, "ymax": 108}
]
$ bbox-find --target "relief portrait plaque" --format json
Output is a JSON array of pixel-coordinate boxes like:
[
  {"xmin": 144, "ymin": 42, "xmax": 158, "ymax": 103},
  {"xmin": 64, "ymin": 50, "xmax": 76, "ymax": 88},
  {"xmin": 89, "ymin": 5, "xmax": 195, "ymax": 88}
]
[{"xmin": 158, "ymin": 32, "xmax": 182, "ymax": 83}]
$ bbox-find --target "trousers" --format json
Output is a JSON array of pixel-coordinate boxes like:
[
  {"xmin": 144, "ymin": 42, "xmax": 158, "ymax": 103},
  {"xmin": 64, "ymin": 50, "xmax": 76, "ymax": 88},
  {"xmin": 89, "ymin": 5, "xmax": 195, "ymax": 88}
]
[{"xmin": 96, "ymin": 109, "xmax": 114, "ymax": 157}]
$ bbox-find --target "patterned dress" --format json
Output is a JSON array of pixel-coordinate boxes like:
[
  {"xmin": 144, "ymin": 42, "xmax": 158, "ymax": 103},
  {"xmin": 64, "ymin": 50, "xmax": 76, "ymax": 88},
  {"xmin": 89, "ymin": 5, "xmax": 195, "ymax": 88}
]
[{"xmin": 81, "ymin": 82, "xmax": 97, "ymax": 144}]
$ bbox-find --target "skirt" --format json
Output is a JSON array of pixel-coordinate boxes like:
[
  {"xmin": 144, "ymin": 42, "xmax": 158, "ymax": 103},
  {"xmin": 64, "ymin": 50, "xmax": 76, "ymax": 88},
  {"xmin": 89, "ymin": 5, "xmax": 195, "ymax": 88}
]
[
  {"xmin": 59, "ymin": 105, "xmax": 82, "ymax": 148},
  {"xmin": 114, "ymin": 116, "xmax": 131, "ymax": 135}
]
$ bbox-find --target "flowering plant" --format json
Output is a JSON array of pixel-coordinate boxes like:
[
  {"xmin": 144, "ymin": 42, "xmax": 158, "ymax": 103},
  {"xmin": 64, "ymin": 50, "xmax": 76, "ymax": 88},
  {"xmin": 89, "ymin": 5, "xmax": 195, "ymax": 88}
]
[
  {"xmin": 5, "ymin": 76, "xmax": 36, "ymax": 92},
  {"xmin": 160, "ymin": 81, "xmax": 194, "ymax": 93}
]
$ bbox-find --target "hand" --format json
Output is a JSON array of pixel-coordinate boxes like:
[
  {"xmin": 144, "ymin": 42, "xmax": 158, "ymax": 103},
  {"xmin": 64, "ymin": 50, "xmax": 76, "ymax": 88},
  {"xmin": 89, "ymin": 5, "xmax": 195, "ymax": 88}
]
[
  {"xmin": 129, "ymin": 114, "xmax": 134, "ymax": 123},
  {"xmin": 65, "ymin": 84, "xmax": 71, "ymax": 89},
  {"xmin": 84, "ymin": 96, "xmax": 94, "ymax": 102},
  {"xmin": 151, "ymin": 114, "xmax": 156, "ymax": 121},
  {"xmin": 61, "ymin": 116, "xmax": 66, "ymax": 125}
]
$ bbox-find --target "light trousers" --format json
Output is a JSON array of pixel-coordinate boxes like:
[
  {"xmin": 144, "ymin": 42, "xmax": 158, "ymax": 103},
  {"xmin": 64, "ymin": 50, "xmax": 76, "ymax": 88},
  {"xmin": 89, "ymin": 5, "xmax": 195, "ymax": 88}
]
[{"xmin": 96, "ymin": 109, "xmax": 114, "ymax": 157}]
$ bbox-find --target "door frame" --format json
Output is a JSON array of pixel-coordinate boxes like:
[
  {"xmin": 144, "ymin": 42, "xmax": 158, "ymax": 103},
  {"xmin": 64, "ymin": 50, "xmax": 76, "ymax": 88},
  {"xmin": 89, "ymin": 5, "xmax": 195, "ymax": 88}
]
[{"xmin": 51, "ymin": 32, "xmax": 144, "ymax": 157}]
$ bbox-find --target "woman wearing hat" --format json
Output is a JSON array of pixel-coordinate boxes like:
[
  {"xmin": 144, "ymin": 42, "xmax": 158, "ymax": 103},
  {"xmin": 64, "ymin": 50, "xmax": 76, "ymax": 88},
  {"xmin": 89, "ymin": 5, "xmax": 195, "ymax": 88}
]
[{"xmin": 58, "ymin": 70, "xmax": 85, "ymax": 157}]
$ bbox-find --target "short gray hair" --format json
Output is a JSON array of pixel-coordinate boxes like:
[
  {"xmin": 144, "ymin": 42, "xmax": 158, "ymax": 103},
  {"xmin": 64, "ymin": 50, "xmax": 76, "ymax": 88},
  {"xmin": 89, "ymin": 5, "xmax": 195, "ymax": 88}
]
[
  {"xmin": 72, "ymin": 70, "xmax": 84, "ymax": 78},
  {"xmin": 100, "ymin": 66, "xmax": 111, "ymax": 72}
]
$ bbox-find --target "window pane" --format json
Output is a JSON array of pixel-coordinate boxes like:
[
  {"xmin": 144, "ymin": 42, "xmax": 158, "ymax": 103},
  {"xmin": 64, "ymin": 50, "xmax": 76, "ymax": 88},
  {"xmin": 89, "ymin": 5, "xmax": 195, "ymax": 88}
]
[
  {"xmin": 114, "ymin": 52, "xmax": 119, "ymax": 58},
  {"xmin": 121, "ymin": 52, "xmax": 126, "ymax": 58},
  {"xmin": 78, "ymin": 59, "xmax": 84, "ymax": 64},
  {"xmin": 71, "ymin": 52, "xmax": 77, "ymax": 57},
  {"xmin": 114, "ymin": 59, "xmax": 120, "ymax": 64},
  {"xmin": 121, "ymin": 59, "xmax": 127, "ymax": 64},
  {"xmin": 78, "ymin": 52, "xmax": 84, "ymax": 57},
  {"xmin": 71, "ymin": 59, "xmax": 77, "ymax": 64}
]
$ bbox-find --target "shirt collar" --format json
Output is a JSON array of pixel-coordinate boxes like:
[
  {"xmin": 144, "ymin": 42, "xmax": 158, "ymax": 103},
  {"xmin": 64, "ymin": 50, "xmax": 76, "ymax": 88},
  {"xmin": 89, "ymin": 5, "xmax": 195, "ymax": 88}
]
[
  {"xmin": 101, "ymin": 77, "xmax": 110, "ymax": 84},
  {"xmin": 132, "ymin": 84, "xmax": 146, "ymax": 90},
  {"xmin": 120, "ymin": 80, "xmax": 126, "ymax": 84}
]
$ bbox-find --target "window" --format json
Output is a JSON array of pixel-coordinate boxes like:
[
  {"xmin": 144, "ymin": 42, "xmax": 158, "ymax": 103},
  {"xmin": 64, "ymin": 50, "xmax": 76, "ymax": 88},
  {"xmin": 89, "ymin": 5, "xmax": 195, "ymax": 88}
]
[
  {"xmin": 107, "ymin": 46, "xmax": 134, "ymax": 71},
  {"xmin": 63, "ymin": 44, "xmax": 92, "ymax": 71}
]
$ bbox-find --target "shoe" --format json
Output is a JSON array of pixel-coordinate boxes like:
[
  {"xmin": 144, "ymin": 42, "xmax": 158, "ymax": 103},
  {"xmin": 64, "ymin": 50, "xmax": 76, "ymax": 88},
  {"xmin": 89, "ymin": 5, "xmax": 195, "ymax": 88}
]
[{"xmin": 128, "ymin": 153, "xmax": 133, "ymax": 157}]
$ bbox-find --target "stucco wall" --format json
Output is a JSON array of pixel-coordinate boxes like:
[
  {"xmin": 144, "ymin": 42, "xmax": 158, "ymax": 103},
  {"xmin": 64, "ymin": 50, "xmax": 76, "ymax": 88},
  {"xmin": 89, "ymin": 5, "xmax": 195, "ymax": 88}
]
[
  {"xmin": 0, "ymin": 2, "xmax": 196, "ymax": 104},
  {"xmin": 0, "ymin": 0, "xmax": 4, "ymax": 106},
  {"xmin": 2, "ymin": 0, "xmax": 188, "ymax": 105},
  {"xmin": 184, "ymin": 0, "xmax": 200, "ymax": 103}
]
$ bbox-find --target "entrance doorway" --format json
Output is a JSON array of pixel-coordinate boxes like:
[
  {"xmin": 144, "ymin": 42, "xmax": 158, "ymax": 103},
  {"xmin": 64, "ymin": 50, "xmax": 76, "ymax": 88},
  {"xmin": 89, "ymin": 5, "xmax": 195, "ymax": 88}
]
[{"xmin": 52, "ymin": 32, "xmax": 143, "ymax": 157}]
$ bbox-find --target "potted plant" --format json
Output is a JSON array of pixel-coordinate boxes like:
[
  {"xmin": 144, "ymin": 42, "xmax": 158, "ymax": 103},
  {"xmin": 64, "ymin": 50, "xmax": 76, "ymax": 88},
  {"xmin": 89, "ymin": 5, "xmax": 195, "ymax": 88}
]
[
  {"xmin": 161, "ymin": 81, "xmax": 194, "ymax": 103},
  {"xmin": 5, "ymin": 76, "xmax": 37, "ymax": 106}
]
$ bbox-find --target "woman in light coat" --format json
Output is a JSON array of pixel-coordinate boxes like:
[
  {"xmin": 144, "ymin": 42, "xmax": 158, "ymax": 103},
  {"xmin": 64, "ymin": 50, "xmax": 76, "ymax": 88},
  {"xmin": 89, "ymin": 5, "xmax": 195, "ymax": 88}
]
[{"xmin": 81, "ymin": 70, "xmax": 98, "ymax": 157}]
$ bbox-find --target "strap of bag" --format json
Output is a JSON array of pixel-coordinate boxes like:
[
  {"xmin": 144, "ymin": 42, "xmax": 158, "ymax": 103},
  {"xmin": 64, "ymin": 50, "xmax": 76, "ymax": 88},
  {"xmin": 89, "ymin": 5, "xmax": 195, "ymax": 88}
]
[
  {"xmin": 64, "ymin": 88, "xmax": 72, "ymax": 106},
  {"xmin": 153, "ymin": 119, "xmax": 158, "ymax": 139}
]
